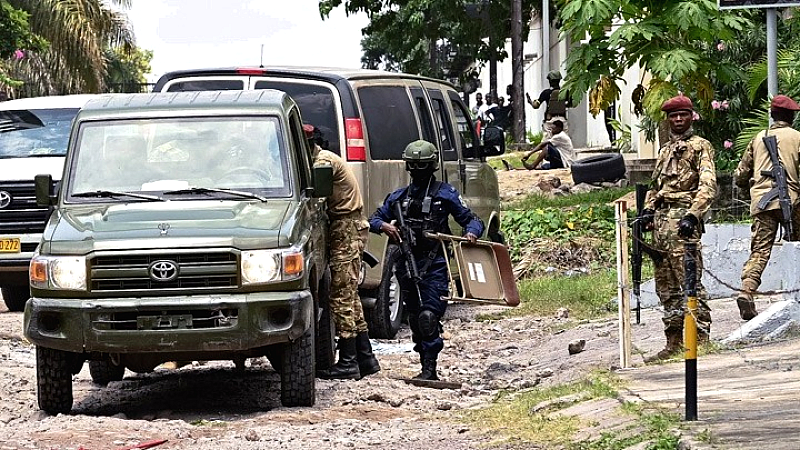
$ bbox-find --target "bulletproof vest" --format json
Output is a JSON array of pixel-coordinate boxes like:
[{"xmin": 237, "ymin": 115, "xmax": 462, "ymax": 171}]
[
  {"xmin": 401, "ymin": 181, "xmax": 447, "ymax": 256},
  {"xmin": 547, "ymin": 89, "xmax": 567, "ymax": 118}
]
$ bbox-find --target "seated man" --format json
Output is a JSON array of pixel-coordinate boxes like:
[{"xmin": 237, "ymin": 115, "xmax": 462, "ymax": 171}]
[{"xmin": 521, "ymin": 120, "xmax": 575, "ymax": 170}]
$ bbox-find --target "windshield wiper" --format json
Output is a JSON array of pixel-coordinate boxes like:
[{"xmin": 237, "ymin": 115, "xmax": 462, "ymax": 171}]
[
  {"xmin": 72, "ymin": 190, "xmax": 165, "ymax": 201},
  {"xmin": 163, "ymin": 187, "xmax": 268, "ymax": 202}
]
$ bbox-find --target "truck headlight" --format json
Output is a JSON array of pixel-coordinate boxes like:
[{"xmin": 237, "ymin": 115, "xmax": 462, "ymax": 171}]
[
  {"xmin": 241, "ymin": 249, "xmax": 304, "ymax": 285},
  {"xmin": 30, "ymin": 256, "xmax": 87, "ymax": 291}
]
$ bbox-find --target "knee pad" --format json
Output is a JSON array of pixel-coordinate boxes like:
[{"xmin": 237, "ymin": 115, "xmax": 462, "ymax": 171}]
[{"xmin": 418, "ymin": 310, "xmax": 439, "ymax": 340}]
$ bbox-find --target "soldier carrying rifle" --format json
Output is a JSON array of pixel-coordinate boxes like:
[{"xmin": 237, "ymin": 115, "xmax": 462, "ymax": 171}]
[
  {"xmin": 733, "ymin": 95, "xmax": 800, "ymax": 321},
  {"xmin": 369, "ymin": 140, "xmax": 483, "ymax": 381},
  {"xmin": 640, "ymin": 95, "xmax": 717, "ymax": 363}
]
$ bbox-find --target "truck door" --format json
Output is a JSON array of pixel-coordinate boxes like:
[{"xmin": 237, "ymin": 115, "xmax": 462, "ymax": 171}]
[{"xmin": 427, "ymin": 88, "xmax": 464, "ymax": 193}]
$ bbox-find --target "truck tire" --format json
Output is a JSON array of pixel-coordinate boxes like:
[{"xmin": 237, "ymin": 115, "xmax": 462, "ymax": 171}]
[
  {"xmin": 280, "ymin": 326, "xmax": 315, "ymax": 407},
  {"xmin": 2, "ymin": 286, "xmax": 29, "ymax": 312},
  {"xmin": 315, "ymin": 268, "xmax": 335, "ymax": 371},
  {"xmin": 89, "ymin": 360, "xmax": 125, "ymax": 386},
  {"xmin": 570, "ymin": 153, "xmax": 627, "ymax": 185},
  {"xmin": 365, "ymin": 245, "xmax": 404, "ymax": 339},
  {"xmin": 36, "ymin": 346, "xmax": 74, "ymax": 414}
]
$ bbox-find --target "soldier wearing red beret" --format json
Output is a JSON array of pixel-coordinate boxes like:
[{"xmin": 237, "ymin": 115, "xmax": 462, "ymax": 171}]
[
  {"xmin": 640, "ymin": 94, "xmax": 717, "ymax": 363},
  {"xmin": 733, "ymin": 94, "xmax": 800, "ymax": 321}
]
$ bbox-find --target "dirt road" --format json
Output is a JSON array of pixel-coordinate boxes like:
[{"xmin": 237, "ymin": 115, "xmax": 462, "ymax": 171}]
[{"xmin": 0, "ymin": 290, "xmax": 754, "ymax": 449}]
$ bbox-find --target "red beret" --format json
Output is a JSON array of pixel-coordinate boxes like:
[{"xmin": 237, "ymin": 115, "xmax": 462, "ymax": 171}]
[
  {"xmin": 302, "ymin": 124, "xmax": 315, "ymax": 138},
  {"xmin": 771, "ymin": 94, "xmax": 800, "ymax": 111},
  {"xmin": 661, "ymin": 95, "xmax": 694, "ymax": 113}
]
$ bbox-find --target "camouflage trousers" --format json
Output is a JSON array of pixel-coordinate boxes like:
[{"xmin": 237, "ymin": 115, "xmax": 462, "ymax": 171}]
[
  {"xmin": 328, "ymin": 216, "xmax": 369, "ymax": 339},
  {"xmin": 652, "ymin": 208, "xmax": 711, "ymax": 333},
  {"xmin": 740, "ymin": 208, "xmax": 800, "ymax": 289}
]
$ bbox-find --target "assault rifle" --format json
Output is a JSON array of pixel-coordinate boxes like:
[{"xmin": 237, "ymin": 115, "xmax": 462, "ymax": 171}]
[
  {"xmin": 758, "ymin": 134, "xmax": 794, "ymax": 241},
  {"xmin": 631, "ymin": 184, "xmax": 666, "ymax": 324},
  {"xmin": 393, "ymin": 201, "xmax": 423, "ymax": 300}
]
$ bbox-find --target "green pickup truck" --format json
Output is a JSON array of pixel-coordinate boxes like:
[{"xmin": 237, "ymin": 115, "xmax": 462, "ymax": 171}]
[{"xmin": 25, "ymin": 90, "xmax": 335, "ymax": 413}]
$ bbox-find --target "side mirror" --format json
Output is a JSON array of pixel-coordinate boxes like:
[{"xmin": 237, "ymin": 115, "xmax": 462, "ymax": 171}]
[
  {"xmin": 312, "ymin": 165, "xmax": 333, "ymax": 198},
  {"xmin": 35, "ymin": 174, "xmax": 54, "ymax": 207},
  {"xmin": 480, "ymin": 125, "xmax": 506, "ymax": 157}
]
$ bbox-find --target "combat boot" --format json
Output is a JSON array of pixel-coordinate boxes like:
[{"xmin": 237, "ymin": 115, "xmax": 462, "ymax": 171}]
[
  {"xmin": 414, "ymin": 357, "xmax": 439, "ymax": 381},
  {"xmin": 736, "ymin": 292, "xmax": 758, "ymax": 321},
  {"xmin": 318, "ymin": 337, "xmax": 360, "ymax": 380},
  {"xmin": 645, "ymin": 329, "xmax": 683, "ymax": 363},
  {"xmin": 355, "ymin": 332, "xmax": 380, "ymax": 378}
]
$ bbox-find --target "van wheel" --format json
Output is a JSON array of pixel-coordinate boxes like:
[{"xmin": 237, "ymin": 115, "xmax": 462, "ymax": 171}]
[
  {"xmin": 488, "ymin": 228, "xmax": 506, "ymax": 245},
  {"xmin": 280, "ymin": 327, "xmax": 316, "ymax": 407},
  {"xmin": 89, "ymin": 360, "xmax": 125, "ymax": 386},
  {"xmin": 365, "ymin": 245, "xmax": 404, "ymax": 339},
  {"xmin": 36, "ymin": 346, "xmax": 74, "ymax": 414},
  {"xmin": 570, "ymin": 153, "xmax": 626, "ymax": 185},
  {"xmin": 314, "ymin": 268, "xmax": 335, "ymax": 371},
  {"xmin": 2, "ymin": 286, "xmax": 29, "ymax": 312}
]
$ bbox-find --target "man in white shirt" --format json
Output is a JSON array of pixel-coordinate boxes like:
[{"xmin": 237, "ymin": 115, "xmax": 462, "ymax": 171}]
[{"xmin": 521, "ymin": 120, "xmax": 575, "ymax": 170}]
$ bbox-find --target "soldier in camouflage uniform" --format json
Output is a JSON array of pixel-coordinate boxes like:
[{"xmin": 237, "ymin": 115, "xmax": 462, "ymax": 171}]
[
  {"xmin": 733, "ymin": 95, "xmax": 800, "ymax": 321},
  {"xmin": 640, "ymin": 95, "xmax": 717, "ymax": 363},
  {"xmin": 305, "ymin": 125, "xmax": 380, "ymax": 380}
]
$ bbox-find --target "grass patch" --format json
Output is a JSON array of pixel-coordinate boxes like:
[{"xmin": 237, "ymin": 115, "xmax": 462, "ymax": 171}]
[
  {"xmin": 462, "ymin": 372, "xmax": 684, "ymax": 449},
  {"xmin": 488, "ymin": 151, "xmax": 529, "ymax": 171},
  {"xmin": 509, "ymin": 270, "xmax": 618, "ymax": 320},
  {"xmin": 506, "ymin": 186, "xmax": 634, "ymax": 210},
  {"xmin": 460, "ymin": 372, "xmax": 621, "ymax": 447}
]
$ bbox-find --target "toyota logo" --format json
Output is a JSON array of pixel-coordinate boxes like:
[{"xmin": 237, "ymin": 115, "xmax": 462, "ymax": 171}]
[
  {"xmin": 0, "ymin": 191, "xmax": 11, "ymax": 209},
  {"xmin": 149, "ymin": 260, "xmax": 179, "ymax": 282}
]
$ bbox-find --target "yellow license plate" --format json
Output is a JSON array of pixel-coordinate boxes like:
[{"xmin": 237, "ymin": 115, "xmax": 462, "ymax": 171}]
[{"xmin": 0, "ymin": 238, "xmax": 21, "ymax": 253}]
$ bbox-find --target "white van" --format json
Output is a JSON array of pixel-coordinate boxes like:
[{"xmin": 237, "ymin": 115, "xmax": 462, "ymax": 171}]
[
  {"xmin": 153, "ymin": 67, "xmax": 506, "ymax": 338},
  {"xmin": 0, "ymin": 94, "xmax": 99, "ymax": 311}
]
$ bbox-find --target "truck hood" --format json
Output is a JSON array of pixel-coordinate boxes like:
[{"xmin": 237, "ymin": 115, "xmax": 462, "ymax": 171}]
[{"xmin": 44, "ymin": 199, "xmax": 295, "ymax": 254}]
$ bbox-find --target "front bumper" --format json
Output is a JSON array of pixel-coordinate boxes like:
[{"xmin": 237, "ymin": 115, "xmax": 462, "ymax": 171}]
[{"xmin": 24, "ymin": 291, "xmax": 313, "ymax": 354}]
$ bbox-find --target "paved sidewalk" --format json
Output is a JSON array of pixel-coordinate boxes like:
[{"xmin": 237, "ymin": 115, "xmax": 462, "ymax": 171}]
[{"xmin": 618, "ymin": 335, "xmax": 800, "ymax": 449}]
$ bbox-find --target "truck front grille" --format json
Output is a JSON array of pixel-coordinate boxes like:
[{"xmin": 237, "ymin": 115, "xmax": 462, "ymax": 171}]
[
  {"xmin": 92, "ymin": 308, "xmax": 239, "ymax": 331},
  {"xmin": 90, "ymin": 251, "xmax": 239, "ymax": 292},
  {"xmin": 0, "ymin": 180, "xmax": 52, "ymax": 234}
]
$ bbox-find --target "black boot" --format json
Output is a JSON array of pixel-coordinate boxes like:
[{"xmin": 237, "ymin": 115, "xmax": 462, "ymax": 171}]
[
  {"xmin": 414, "ymin": 357, "xmax": 439, "ymax": 381},
  {"xmin": 318, "ymin": 337, "xmax": 360, "ymax": 380},
  {"xmin": 355, "ymin": 332, "xmax": 380, "ymax": 377}
]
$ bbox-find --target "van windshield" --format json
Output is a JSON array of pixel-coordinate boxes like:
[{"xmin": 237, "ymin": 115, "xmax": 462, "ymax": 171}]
[
  {"xmin": 0, "ymin": 108, "xmax": 79, "ymax": 158},
  {"xmin": 67, "ymin": 116, "xmax": 292, "ymax": 199}
]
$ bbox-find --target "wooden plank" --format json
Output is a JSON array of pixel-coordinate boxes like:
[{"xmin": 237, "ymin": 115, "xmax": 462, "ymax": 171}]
[{"xmin": 615, "ymin": 200, "xmax": 632, "ymax": 368}]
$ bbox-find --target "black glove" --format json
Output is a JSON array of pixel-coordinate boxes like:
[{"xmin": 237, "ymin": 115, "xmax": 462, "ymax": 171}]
[
  {"xmin": 639, "ymin": 208, "xmax": 655, "ymax": 231},
  {"xmin": 678, "ymin": 213, "xmax": 699, "ymax": 239}
]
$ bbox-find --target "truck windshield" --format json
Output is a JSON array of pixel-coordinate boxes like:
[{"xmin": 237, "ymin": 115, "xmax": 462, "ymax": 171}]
[
  {"xmin": 0, "ymin": 108, "xmax": 79, "ymax": 158},
  {"xmin": 68, "ymin": 116, "xmax": 292, "ymax": 199}
]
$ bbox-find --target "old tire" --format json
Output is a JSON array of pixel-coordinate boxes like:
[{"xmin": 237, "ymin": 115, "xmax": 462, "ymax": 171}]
[
  {"xmin": 89, "ymin": 360, "xmax": 125, "ymax": 386},
  {"xmin": 365, "ymin": 245, "xmax": 404, "ymax": 339},
  {"xmin": 36, "ymin": 346, "xmax": 74, "ymax": 414},
  {"xmin": 570, "ymin": 153, "xmax": 626, "ymax": 185},
  {"xmin": 280, "ymin": 326, "xmax": 315, "ymax": 407},
  {"xmin": 315, "ymin": 268, "xmax": 335, "ymax": 371},
  {"xmin": 2, "ymin": 286, "xmax": 29, "ymax": 312}
]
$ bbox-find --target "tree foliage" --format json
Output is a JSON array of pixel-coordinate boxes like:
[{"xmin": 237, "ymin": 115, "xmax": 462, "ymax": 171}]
[
  {"xmin": 557, "ymin": 0, "xmax": 749, "ymax": 120},
  {"xmin": 104, "ymin": 46, "xmax": 152, "ymax": 92},
  {"xmin": 319, "ymin": 0, "xmax": 538, "ymax": 83},
  {"xmin": 0, "ymin": 2, "xmax": 46, "ymax": 89},
  {"xmin": 6, "ymin": 0, "xmax": 136, "ymax": 95}
]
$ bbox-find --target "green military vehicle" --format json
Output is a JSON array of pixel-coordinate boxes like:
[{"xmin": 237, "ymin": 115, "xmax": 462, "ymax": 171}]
[{"xmin": 25, "ymin": 90, "xmax": 335, "ymax": 413}]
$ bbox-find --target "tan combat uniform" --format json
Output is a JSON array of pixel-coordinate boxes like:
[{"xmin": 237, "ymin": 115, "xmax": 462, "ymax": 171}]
[
  {"xmin": 645, "ymin": 130, "xmax": 717, "ymax": 335},
  {"xmin": 314, "ymin": 146, "xmax": 370, "ymax": 339},
  {"xmin": 734, "ymin": 122, "xmax": 800, "ymax": 292}
]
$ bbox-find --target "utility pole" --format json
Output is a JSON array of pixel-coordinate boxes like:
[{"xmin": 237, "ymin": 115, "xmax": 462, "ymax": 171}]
[{"xmin": 511, "ymin": 0, "xmax": 524, "ymax": 142}]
